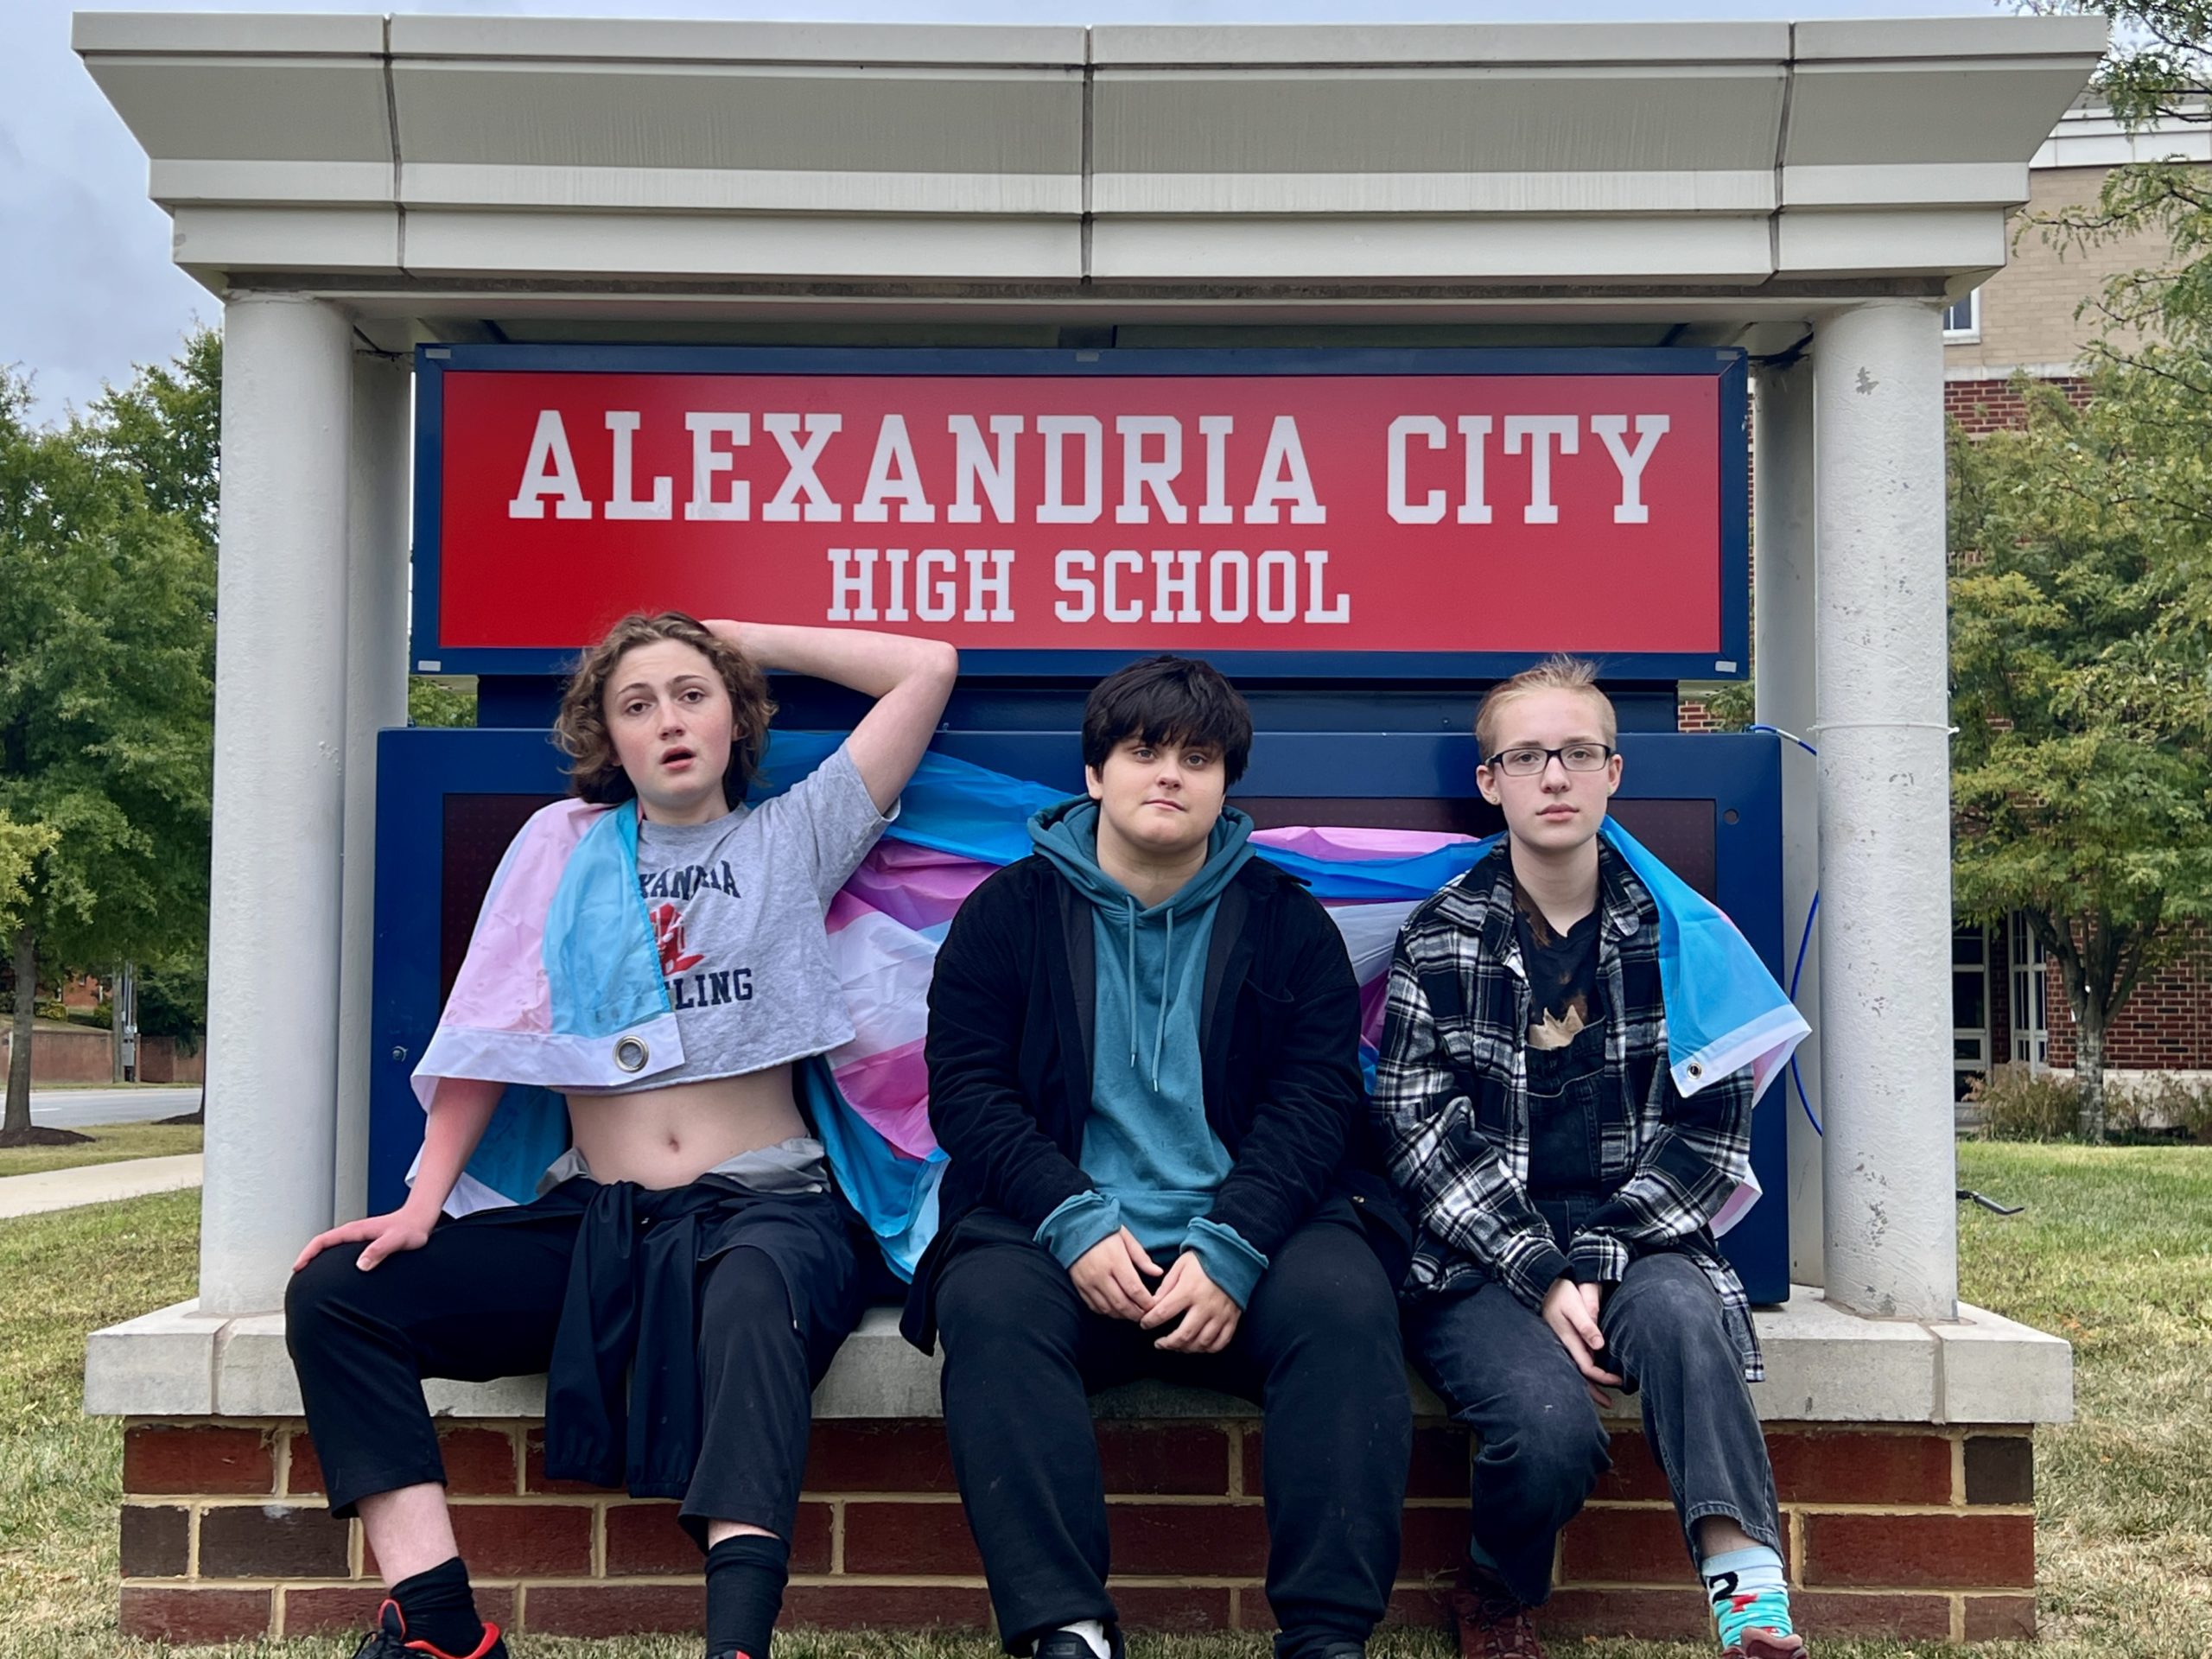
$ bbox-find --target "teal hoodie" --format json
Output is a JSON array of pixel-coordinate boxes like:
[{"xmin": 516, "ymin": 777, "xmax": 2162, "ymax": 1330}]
[{"xmin": 1027, "ymin": 797, "xmax": 1271, "ymax": 1308}]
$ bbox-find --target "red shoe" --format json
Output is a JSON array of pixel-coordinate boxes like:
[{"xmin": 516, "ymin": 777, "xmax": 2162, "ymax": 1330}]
[
  {"xmin": 350, "ymin": 1599, "xmax": 508, "ymax": 1659},
  {"xmin": 1448, "ymin": 1565, "xmax": 1547, "ymax": 1659}
]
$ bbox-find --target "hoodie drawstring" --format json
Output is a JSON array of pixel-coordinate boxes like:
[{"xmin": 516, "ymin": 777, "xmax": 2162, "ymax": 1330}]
[
  {"xmin": 1152, "ymin": 908, "xmax": 1173, "ymax": 1091},
  {"xmin": 1125, "ymin": 894, "xmax": 1140, "ymax": 1067},
  {"xmin": 1119, "ymin": 897, "xmax": 1177, "ymax": 1092}
]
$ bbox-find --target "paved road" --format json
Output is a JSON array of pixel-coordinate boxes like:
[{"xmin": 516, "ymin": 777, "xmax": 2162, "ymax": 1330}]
[
  {"xmin": 28, "ymin": 1085, "xmax": 200, "ymax": 1130},
  {"xmin": 0, "ymin": 1154, "xmax": 204, "ymax": 1219}
]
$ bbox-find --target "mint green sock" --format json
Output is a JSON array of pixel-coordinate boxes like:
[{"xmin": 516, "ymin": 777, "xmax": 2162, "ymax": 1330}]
[{"xmin": 1700, "ymin": 1545, "xmax": 1791, "ymax": 1649}]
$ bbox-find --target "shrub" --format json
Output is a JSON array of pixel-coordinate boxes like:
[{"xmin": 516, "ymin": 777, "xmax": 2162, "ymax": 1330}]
[
  {"xmin": 1968, "ymin": 1065, "xmax": 2083, "ymax": 1141},
  {"xmin": 2108, "ymin": 1073, "xmax": 2212, "ymax": 1147}
]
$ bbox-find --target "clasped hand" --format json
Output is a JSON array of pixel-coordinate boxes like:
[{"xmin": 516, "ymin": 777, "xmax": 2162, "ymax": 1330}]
[
  {"xmin": 1541, "ymin": 1276, "xmax": 1622, "ymax": 1409},
  {"xmin": 1070, "ymin": 1227, "xmax": 1240, "ymax": 1354}
]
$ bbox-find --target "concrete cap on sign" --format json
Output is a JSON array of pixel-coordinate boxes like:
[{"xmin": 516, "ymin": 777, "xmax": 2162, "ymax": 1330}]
[
  {"xmin": 85, "ymin": 1294, "xmax": 2073, "ymax": 1427},
  {"xmin": 386, "ymin": 14, "xmax": 1087, "ymax": 67}
]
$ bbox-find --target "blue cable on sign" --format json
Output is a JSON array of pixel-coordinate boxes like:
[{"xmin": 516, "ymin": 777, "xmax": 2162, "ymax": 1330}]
[{"xmin": 1747, "ymin": 724, "xmax": 1824, "ymax": 1137}]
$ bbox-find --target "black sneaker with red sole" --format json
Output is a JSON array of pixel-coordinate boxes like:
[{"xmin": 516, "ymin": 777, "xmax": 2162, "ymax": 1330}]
[{"xmin": 349, "ymin": 1599, "xmax": 509, "ymax": 1659}]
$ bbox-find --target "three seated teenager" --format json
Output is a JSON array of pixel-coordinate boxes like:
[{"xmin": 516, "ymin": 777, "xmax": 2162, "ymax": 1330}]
[{"xmin": 286, "ymin": 625, "xmax": 1802, "ymax": 1659}]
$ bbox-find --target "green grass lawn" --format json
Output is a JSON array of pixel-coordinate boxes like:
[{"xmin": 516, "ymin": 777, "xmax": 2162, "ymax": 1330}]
[
  {"xmin": 0, "ymin": 1144, "xmax": 2205, "ymax": 1659},
  {"xmin": 0, "ymin": 1119, "xmax": 202, "ymax": 1179}
]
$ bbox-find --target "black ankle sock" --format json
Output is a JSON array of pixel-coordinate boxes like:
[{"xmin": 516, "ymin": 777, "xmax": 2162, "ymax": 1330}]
[
  {"xmin": 704, "ymin": 1534, "xmax": 790, "ymax": 1659},
  {"xmin": 390, "ymin": 1556, "xmax": 486, "ymax": 1656}
]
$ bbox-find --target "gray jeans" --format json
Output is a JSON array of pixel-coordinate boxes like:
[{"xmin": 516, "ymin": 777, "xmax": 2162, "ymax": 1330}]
[{"xmin": 1405, "ymin": 1251, "xmax": 1782, "ymax": 1606}]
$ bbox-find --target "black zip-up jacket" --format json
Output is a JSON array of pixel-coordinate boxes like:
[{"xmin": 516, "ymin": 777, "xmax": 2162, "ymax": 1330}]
[{"xmin": 901, "ymin": 849, "xmax": 1411, "ymax": 1350}]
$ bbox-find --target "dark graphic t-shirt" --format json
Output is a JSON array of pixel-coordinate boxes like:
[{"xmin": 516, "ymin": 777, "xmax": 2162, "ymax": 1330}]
[{"xmin": 1516, "ymin": 885, "xmax": 1608, "ymax": 1199}]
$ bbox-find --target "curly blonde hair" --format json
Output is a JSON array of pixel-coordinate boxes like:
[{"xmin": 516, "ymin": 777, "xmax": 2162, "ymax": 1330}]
[
  {"xmin": 553, "ymin": 612, "xmax": 777, "ymax": 810},
  {"xmin": 1474, "ymin": 653, "xmax": 1617, "ymax": 759}
]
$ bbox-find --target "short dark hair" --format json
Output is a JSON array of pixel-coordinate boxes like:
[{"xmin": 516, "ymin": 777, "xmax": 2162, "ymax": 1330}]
[{"xmin": 1081, "ymin": 655, "xmax": 1254, "ymax": 785}]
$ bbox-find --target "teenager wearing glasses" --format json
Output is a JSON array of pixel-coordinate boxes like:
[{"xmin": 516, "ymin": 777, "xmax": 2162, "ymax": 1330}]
[{"xmin": 1370, "ymin": 657, "xmax": 1802, "ymax": 1659}]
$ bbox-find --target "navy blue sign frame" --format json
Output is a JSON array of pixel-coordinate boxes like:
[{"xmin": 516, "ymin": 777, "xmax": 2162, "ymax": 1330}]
[{"xmin": 410, "ymin": 343, "xmax": 1751, "ymax": 684}]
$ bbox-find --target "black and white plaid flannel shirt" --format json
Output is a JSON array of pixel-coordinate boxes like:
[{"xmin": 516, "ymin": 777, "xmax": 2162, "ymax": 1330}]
[{"xmin": 1370, "ymin": 841, "xmax": 1764, "ymax": 1382}]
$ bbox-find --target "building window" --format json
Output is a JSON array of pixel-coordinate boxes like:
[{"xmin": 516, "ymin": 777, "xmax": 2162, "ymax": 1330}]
[
  {"xmin": 1943, "ymin": 289, "xmax": 1982, "ymax": 343},
  {"xmin": 1954, "ymin": 923, "xmax": 1991, "ymax": 1098},
  {"xmin": 2009, "ymin": 913, "xmax": 2049, "ymax": 1068}
]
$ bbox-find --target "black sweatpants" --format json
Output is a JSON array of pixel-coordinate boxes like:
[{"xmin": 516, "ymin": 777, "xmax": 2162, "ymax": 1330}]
[
  {"xmin": 933, "ymin": 1204, "xmax": 1411, "ymax": 1659},
  {"xmin": 284, "ymin": 1185, "xmax": 863, "ymax": 1544}
]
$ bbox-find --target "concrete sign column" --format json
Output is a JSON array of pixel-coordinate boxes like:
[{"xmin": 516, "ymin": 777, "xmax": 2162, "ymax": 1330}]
[
  {"xmin": 199, "ymin": 294, "xmax": 355, "ymax": 1315},
  {"xmin": 1811, "ymin": 300, "xmax": 1959, "ymax": 1322},
  {"xmin": 333, "ymin": 353, "xmax": 412, "ymax": 1226},
  {"xmin": 1752, "ymin": 353, "xmax": 1824, "ymax": 1288}
]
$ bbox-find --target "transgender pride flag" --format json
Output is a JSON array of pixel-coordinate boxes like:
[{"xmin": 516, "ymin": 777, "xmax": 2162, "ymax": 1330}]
[
  {"xmin": 771, "ymin": 734, "xmax": 1804, "ymax": 1268},
  {"xmin": 423, "ymin": 733, "xmax": 1804, "ymax": 1277}
]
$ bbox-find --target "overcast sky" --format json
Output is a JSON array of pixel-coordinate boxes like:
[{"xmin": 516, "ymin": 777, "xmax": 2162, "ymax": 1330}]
[{"xmin": 3, "ymin": 0, "xmax": 2015, "ymax": 420}]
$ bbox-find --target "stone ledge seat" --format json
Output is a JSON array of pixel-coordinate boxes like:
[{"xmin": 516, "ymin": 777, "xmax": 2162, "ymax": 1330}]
[
  {"xmin": 89, "ymin": 1287, "xmax": 2070, "ymax": 1646},
  {"xmin": 87, "ymin": 1287, "xmax": 2070, "ymax": 1425}
]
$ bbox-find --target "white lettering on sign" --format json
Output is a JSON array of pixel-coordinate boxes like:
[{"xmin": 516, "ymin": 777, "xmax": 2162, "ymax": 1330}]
[
  {"xmin": 762, "ymin": 413, "xmax": 843, "ymax": 523},
  {"xmin": 501, "ymin": 407, "xmax": 1674, "ymax": 532},
  {"xmin": 605, "ymin": 411, "xmax": 673, "ymax": 520},
  {"xmin": 826, "ymin": 548, "xmax": 877, "ymax": 621},
  {"xmin": 1042, "ymin": 548, "xmax": 1351, "ymax": 627},
  {"xmin": 1387, "ymin": 415, "xmax": 1448, "ymax": 524},
  {"xmin": 1038, "ymin": 415, "xmax": 1103, "ymax": 524},
  {"xmin": 829, "ymin": 549, "xmax": 1018, "ymax": 624},
  {"xmin": 1054, "ymin": 550, "xmax": 1096, "ymax": 622},
  {"xmin": 508, "ymin": 410, "xmax": 593, "ymax": 519},
  {"xmin": 855, "ymin": 415, "xmax": 936, "ymax": 524},
  {"xmin": 1504, "ymin": 416, "xmax": 1580, "ymax": 525},
  {"xmin": 948, "ymin": 415, "xmax": 1023, "ymax": 524},
  {"xmin": 684, "ymin": 414, "xmax": 750, "ymax": 522},
  {"xmin": 497, "ymin": 402, "xmax": 1687, "ymax": 644},
  {"xmin": 914, "ymin": 549, "xmax": 958, "ymax": 622},
  {"xmin": 1457, "ymin": 416, "xmax": 1495, "ymax": 525},
  {"xmin": 1198, "ymin": 416, "xmax": 1236, "ymax": 524},
  {"xmin": 1151, "ymin": 549, "xmax": 1201, "ymax": 622},
  {"xmin": 1590, "ymin": 414, "xmax": 1671, "ymax": 524},
  {"xmin": 1116, "ymin": 416, "xmax": 1187, "ymax": 524},
  {"xmin": 964, "ymin": 549, "xmax": 1016, "ymax": 622},
  {"xmin": 1245, "ymin": 416, "xmax": 1325, "ymax": 524}
]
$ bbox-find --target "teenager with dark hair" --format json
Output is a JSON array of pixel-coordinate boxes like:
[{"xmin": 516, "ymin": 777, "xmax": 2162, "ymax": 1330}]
[
  {"xmin": 285, "ymin": 613, "xmax": 956, "ymax": 1659},
  {"xmin": 906, "ymin": 653, "xmax": 1414, "ymax": 1659},
  {"xmin": 1372, "ymin": 658, "xmax": 1802, "ymax": 1659}
]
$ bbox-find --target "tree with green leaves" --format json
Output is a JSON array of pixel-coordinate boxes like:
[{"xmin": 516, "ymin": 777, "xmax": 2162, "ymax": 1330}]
[
  {"xmin": 1948, "ymin": 373, "xmax": 2212, "ymax": 1141},
  {"xmin": 82, "ymin": 324, "xmax": 222, "ymax": 548},
  {"xmin": 0, "ymin": 363, "xmax": 216, "ymax": 1143}
]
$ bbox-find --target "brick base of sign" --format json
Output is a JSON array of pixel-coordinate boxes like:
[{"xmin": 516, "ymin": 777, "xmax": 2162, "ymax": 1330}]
[{"xmin": 115, "ymin": 1418, "xmax": 2038, "ymax": 1646}]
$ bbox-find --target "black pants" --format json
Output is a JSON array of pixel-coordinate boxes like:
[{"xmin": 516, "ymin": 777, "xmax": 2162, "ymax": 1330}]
[
  {"xmin": 1406, "ymin": 1251, "xmax": 1783, "ymax": 1608},
  {"xmin": 284, "ymin": 1187, "xmax": 862, "ymax": 1543},
  {"xmin": 934, "ymin": 1205, "xmax": 1411, "ymax": 1658}
]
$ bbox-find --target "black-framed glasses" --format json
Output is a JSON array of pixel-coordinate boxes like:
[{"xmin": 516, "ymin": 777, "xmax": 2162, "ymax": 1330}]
[{"xmin": 1486, "ymin": 742, "xmax": 1616, "ymax": 778}]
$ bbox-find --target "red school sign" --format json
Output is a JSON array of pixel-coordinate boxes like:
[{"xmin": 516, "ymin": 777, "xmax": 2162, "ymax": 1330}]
[{"xmin": 417, "ymin": 347, "xmax": 1748, "ymax": 677}]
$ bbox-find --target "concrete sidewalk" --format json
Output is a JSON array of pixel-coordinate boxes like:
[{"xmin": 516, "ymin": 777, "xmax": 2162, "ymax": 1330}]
[{"xmin": 0, "ymin": 1154, "xmax": 203, "ymax": 1220}]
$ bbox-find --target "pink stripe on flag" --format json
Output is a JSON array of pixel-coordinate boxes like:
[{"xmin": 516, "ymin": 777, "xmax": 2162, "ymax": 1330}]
[
  {"xmin": 832, "ymin": 847, "xmax": 996, "ymax": 933},
  {"xmin": 831, "ymin": 1039, "xmax": 938, "ymax": 1160},
  {"xmin": 1252, "ymin": 825, "xmax": 1473, "ymax": 859}
]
